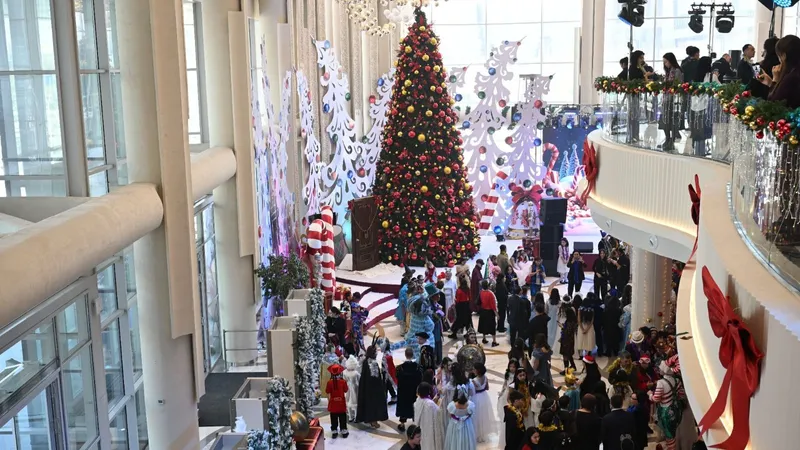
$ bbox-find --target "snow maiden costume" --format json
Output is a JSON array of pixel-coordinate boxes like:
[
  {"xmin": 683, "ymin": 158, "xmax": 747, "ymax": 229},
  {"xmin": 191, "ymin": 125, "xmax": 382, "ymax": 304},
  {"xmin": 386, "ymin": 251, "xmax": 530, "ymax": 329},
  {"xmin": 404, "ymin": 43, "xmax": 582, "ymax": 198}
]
[
  {"xmin": 444, "ymin": 387, "xmax": 477, "ymax": 450},
  {"xmin": 557, "ymin": 239, "xmax": 570, "ymax": 283},
  {"xmin": 405, "ymin": 284, "xmax": 436, "ymax": 359},
  {"xmin": 470, "ymin": 367, "xmax": 496, "ymax": 442},
  {"xmin": 343, "ymin": 355, "xmax": 361, "ymax": 421}
]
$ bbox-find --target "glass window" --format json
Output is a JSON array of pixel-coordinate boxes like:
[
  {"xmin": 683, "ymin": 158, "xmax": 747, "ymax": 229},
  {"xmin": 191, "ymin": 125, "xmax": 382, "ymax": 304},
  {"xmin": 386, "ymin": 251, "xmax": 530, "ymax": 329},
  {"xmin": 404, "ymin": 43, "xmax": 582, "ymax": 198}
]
[
  {"xmin": 97, "ymin": 265, "xmax": 118, "ymax": 321},
  {"xmin": 101, "ymin": 319, "xmax": 124, "ymax": 409},
  {"xmin": 74, "ymin": 0, "xmax": 99, "ymax": 69},
  {"xmin": 1, "ymin": 179, "xmax": 66, "ymax": 198},
  {"xmin": 134, "ymin": 388, "xmax": 148, "ymax": 449},
  {"xmin": 0, "ymin": 387, "xmax": 56, "ymax": 449},
  {"xmin": 128, "ymin": 303, "xmax": 143, "ymax": 380},
  {"xmin": 204, "ymin": 239, "xmax": 217, "ymax": 302},
  {"xmin": 56, "ymin": 296, "xmax": 90, "ymax": 358},
  {"xmin": 184, "ymin": 1, "xmax": 204, "ymax": 144},
  {"xmin": 110, "ymin": 73, "xmax": 125, "ymax": 160},
  {"xmin": 109, "ymin": 409, "xmax": 129, "ymax": 450},
  {"xmin": 0, "ymin": 322, "xmax": 56, "ymax": 416},
  {"xmin": 88, "ymin": 171, "xmax": 109, "ymax": 197},
  {"xmin": 203, "ymin": 207, "xmax": 215, "ymax": 238},
  {"xmin": 124, "ymin": 247, "xmax": 136, "ymax": 300},
  {"xmin": 105, "ymin": 0, "xmax": 120, "ymax": 69},
  {"xmin": 62, "ymin": 345, "xmax": 98, "ymax": 450},
  {"xmin": 0, "ymin": 0, "xmax": 57, "ymax": 71},
  {"xmin": 81, "ymin": 75, "xmax": 105, "ymax": 170}
]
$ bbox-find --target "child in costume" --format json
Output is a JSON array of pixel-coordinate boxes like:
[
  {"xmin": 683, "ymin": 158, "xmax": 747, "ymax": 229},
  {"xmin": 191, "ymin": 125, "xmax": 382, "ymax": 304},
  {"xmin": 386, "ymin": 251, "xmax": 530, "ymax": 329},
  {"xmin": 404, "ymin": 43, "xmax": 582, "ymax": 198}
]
[
  {"xmin": 496, "ymin": 359, "xmax": 518, "ymax": 423},
  {"xmin": 326, "ymin": 363, "xmax": 349, "ymax": 438},
  {"xmin": 342, "ymin": 355, "xmax": 361, "ymax": 422},
  {"xmin": 414, "ymin": 382, "xmax": 443, "ymax": 450},
  {"xmin": 561, "ymin": 368, "xmax": 581, "ymax": 412},
  {"xmin": 377, "ymin": 337, "xmax": 398, "ymax": 404},
  {"xmin": 512, "ymin": 368, "xmax": 536, "ymax": 427},
  {"xmin": 503, "ymin": 389, "xmax": 527, "ymax": 450},
  {"xmin": 435, "ymin": 357, "xmax": 453, "ymax": 397},
  {"xmin": 443, "ymin": 387, "xmax": 476, "ymax": 450},
  {"xmin": 350, "ymin": 300, "xmax": 369, "ymax": 354},
  {"xmin": 424, "ymin": 258, "xmax": 436, "ymax": 283},
  {"xmin": 651, "ymin": 355, "xmax": 685, "ymax": 450},
  {"xmin": 470, "ymin": 362, "xmax": 496, "ymax": 442}
]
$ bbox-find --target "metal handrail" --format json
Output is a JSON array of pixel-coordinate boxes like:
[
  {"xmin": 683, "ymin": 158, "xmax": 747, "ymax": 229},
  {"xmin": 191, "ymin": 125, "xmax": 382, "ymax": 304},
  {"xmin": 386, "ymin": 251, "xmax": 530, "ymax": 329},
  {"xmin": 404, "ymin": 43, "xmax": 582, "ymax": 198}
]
[{"xmin": 221, "ymin": 329, "xmax": 264, "ymax": 371}]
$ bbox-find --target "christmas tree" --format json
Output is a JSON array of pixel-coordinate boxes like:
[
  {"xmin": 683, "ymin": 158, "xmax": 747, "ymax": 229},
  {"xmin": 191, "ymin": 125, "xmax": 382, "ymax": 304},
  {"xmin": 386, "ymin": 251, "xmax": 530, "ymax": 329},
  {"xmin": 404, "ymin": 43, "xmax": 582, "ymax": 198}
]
[{"xmin": 373, "ymin": 9, "xmax": 480, "ymax": 266}]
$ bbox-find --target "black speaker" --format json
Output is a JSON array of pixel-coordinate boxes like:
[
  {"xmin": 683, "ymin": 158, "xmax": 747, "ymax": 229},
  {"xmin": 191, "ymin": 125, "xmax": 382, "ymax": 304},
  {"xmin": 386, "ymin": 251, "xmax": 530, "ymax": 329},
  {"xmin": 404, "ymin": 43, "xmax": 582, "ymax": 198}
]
[
  {"xmin": 574, "ymin": 241, "xmax": 593, "ymax": 253},
  {"xmin": 540, "ymin": 198, "xmax": 568, "ymax": 225},
  {"xmin": 543, "ymin": 259, "xmax": 558, "ymax": 277},
  {"xmin": 540, "ymin": 241, "xmax": 560, "ymax": 260},
  {"xmin": 540, "ymin": 223, "xmax": 564, "ymax": 244}
]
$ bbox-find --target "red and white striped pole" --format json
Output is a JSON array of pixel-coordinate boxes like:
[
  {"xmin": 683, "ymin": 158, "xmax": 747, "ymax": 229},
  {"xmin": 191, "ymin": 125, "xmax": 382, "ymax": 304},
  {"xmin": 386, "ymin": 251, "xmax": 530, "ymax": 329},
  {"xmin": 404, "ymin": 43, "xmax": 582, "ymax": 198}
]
[
  {"xmin": 478, "ymin": 170, "xmax": 508, "ymax": 234},
  {"xmin": 306, "ymin": 205, "xmax": 336, "ymax": 294}
]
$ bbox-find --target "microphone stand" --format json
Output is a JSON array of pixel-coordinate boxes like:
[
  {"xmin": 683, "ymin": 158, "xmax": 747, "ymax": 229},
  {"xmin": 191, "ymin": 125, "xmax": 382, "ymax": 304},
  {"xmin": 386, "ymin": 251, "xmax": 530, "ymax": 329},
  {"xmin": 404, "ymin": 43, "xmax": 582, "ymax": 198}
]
[{"xmin": 627, "ymin": 24, "xmax": 634, "ymax": 80}]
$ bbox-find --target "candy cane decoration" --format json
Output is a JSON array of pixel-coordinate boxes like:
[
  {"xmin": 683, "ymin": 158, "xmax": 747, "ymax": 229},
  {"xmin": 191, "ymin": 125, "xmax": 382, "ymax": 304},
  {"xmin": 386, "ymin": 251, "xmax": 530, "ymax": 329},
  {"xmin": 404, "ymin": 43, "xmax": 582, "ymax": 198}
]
[
  {"xmin": 568, "ymin": 165, "xmax": 586, "ymax": 197},
  {"xmin": 542, "ymin": 142, "xmax": 562, "ymax": 193},
  {"xmin": 478, "ymin": 170, "xmax": 508, "ymax": 234},
  {"xmin": 306, "ymin": 205, "xmax": 336, "ymax": 293}
]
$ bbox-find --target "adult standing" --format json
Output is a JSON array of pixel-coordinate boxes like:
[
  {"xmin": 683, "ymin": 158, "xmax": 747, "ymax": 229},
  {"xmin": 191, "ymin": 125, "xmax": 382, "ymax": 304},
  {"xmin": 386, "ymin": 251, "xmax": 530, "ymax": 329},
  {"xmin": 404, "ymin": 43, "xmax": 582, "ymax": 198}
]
[
  {"xmin": 356, "ymin": 345, "xmax": 389, "ymax": 427},
  {"xmin": 527, "ymin": 302, "xmax": 550, "ymax": 356},
  {"xmin": 395, "ymin": 348, "xmax": 423, "ymax": 432},
  {"xmin": 470, "ymin": 259, "xmax": 485, "ymax": 313},
  {"xmin": 495, "ymin": 273, "xmax": 509, "ymax": 333},
  {"xmin": 559, "ymin": 305, "xmax": 578, "ymax": 372},
  {"xmin": 680, "ymin": 46, "xmax": 700, "ymax": 83},
  {"xmin": 651, "ymin": 356, "xmax": 686, "ymax": 450},
  {"xmin": 601, "ymin": 395, "xmax": 636, "ymax": 450},
  {"xmin": 574, "ymin": 394, "xmax": 602, "ymax": 450},
  {"xmin": 603, "ymin": 296, "xmax": 623, "ymax": 358},
  {"xmin": 738, "ymin": 44, "xmax": 757, "ymax": 84},
  {"xmin": 567, "ymin": 251, "xmax": 586, "ymax": 297},
  {"xmin": 616, "ymin": 249, "xmax": 630, "ymax": 293},
  {"xmin": 449, "ymin": 277, "xmax": 472, "ymax": 339},
  {"xmin": 579, "ymin": 355, "xmax": 601, "ymax": 399},
  {"xmin": 592, "ymin": 249, "xmax": 609, "ymax": 300},
  {"xmin": 505, "ymin": 291, "xmax": 530, "ymax": 344},
  {"xmin": 477, "ymin": 280, "xmax": 500, "ymax": 347}
]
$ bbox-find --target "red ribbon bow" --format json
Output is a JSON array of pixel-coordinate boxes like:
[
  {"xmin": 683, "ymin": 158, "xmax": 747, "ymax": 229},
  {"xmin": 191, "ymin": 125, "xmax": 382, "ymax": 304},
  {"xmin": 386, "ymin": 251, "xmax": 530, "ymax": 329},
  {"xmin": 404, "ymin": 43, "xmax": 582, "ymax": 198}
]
[
  {"xmin": 698, "ymin": 266, "xmax": 763, "ymax": 450},
  {"xmin": 688, "ymin": 174, "xmax": 702, "ymax": 262},
  {"xmin": 510, "ymin": 183, "xmax": 544, "ymax": 207},
  {"xmin": 580, "ymin": 140, "xmax": 598, "ymax": 203}
]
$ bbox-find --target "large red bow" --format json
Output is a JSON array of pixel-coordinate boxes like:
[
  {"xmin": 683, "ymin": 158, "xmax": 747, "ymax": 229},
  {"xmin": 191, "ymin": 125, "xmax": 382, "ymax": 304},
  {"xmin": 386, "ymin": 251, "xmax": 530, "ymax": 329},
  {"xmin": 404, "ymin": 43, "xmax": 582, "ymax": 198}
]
[
  {"xmin": 698, "ymin": 267, "xmax": 763, "ymax": 450},
  {"xmin": 510, "ymin": 183, "xmax": 544, "ymax": 207},
  {"xmin": 580, "ymin": 140, "xmax": 598, "ymax": 203},
  {"xmin": 688, "ymin": 174, "xmax": 702, "ymax": 262}
]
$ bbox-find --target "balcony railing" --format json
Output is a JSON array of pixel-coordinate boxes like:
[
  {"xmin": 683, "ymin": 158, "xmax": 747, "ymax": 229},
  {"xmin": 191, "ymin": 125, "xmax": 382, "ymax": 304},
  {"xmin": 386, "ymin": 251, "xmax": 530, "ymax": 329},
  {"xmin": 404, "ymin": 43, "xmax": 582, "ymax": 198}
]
[{"xmin": 597, "ymin": 86, "xmax": 800, "ymax": 293}]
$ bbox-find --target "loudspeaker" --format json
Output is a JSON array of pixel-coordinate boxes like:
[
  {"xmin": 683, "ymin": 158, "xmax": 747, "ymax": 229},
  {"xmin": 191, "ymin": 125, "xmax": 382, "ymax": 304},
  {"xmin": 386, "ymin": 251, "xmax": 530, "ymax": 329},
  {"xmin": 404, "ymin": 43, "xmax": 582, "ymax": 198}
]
[
  {"xmin": 540, "ymin": 241, "xmax": 560, "ymax": 260},
  {"xmin": 574, "ymin": 241, "xmax": 593, "ymax": 253},
  {"xmin": 543, "ymin": 259, "xmax": 558, "ymax": 277},
  {"xmin": 540, "ymin": 198, "xmax": 568, "ymax": 225},
  {"xmin": 540, "ymin": 223, "xmax": 564, "ymax": 244}
]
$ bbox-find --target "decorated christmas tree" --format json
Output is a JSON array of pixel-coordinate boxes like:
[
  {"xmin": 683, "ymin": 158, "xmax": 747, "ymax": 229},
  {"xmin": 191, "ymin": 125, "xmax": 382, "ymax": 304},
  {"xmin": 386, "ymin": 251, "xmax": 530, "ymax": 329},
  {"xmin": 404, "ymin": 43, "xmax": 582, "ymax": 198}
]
[{"xmin": 373, "ymin": 9, "xmax": 480, "ymax": 266}]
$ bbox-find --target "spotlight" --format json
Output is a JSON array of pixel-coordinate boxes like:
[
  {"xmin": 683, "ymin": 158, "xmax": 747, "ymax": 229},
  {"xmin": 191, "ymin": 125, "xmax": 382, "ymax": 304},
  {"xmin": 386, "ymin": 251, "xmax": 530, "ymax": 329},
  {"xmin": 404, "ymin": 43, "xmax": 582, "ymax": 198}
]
[
  {"xmin": 688, "ymin": 4, "xmax": 706, "ymax": 33},
  {"xmin": 494, "ymin": 226, "xmax": 506, "ymax": 241},
  {"xmin": 618, "ymin": 0, "xmax": 646, "ymax": 27},
  {"xmin": 715, "ymin": 5, "xmax": 735, "ymax": 33}
]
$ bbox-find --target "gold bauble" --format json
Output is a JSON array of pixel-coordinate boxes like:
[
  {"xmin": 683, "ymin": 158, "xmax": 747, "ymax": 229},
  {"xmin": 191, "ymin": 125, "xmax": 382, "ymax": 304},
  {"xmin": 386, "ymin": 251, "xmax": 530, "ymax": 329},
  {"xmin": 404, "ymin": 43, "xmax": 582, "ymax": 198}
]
[
  {"xmin": 414, "ymin": 70, "xmax": 419, "ymax": 75},
  {"xmin": 404, "ymin": 79, "xmax": 412, "ymax": 87},
  {"xmin": 444, "ymin": 166, "xmax": 452, "ymax": 175},
  {"xmin": 382, "ymin": 220, "xmax": 389, "ymax": 228},
  {"xmin": 407, "ymin": 105, "xmax": 415, "ymax": 113},
  {"xmin": 433, "ymin": 65, "xmax": 441, "ymax": 72},
  {"xmin": 462, "ymin": 218, "xmax": 470, "ymax": 225},
  {"xmin": 415, "ymin": 170, "xmax": 421, "ymax": 176},
  {"xmin": 419, "ymin": 26, "xmax": 426, "ymax": 31},
  {"xmin": 430, "ymin": 37, "xmax": 438, "ymax": 45},
  {"xmin": 430, "ymin": 85, "xmax": 436, "ymax": 92},
  {"xmin": 415, "ymin": 218, "xmax": 420, "ymax": 223},
  {"xmin": 459, "ymin": 190, "xmax": 464, "ymax": 196},
  {"xmin": 290, "ymin": 411, "xmax": 311, "ymax": 440},
  {"xmin": 421, "ymin": 185, "xmax": 429, "ymax": 193},
  {"xmin": 408, "ymin": 232, "xmax": 412, "ymax": 237},
  {"xmin": 417, "ymin": 134, "xmax": 426, "ymax": 142},
  {"xmin": 379, "ymin": 205, "xmax": 384, "ymax": 211},
  {"xmin": 404, "ymin": 46, "xmax": 412, "ymax": 53},
  {"xmin": 386, "ymin": 183, "xmax": 392, "ymax": 188},
  {"xmin": 423, "ymin": 54, "xmax": 430, "ymax": 61},
  {"xmin": 397, "ymin": 132, "xmax": 403, "ymax": 137},
  {"xmin": 425, "ymin": 110, "xmax": 433, "ymax": 117},
  {"xmin": 791, "ymin": 135, "xmax": 799, "ymax": 145},
  {"xmin": 435, "ymin": 194, "xmax": 441, "ymax": 200},
  {"xmin": 422, "ymin": 229, "xmax": 428, "ymax": 235},
  {"xmin": 435, "ymin": 230, "xmax": 443, "ymax": 237}
]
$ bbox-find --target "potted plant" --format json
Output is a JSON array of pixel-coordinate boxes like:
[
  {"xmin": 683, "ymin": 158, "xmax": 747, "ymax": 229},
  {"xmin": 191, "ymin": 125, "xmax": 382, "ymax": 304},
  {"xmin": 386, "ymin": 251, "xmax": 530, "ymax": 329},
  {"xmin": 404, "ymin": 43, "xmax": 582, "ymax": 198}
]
[{"xmin": 255, "ymin": 254, "xmax": 310, "ymax": 301}]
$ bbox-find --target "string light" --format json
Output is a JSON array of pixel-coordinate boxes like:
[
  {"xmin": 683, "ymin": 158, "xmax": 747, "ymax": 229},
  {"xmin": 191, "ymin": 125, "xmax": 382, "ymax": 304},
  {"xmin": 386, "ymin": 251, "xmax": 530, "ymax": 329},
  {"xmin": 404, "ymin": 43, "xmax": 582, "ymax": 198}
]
[
  {"xmin": 334, "ymin": 0, "xmax": 451, "ymax": 36},
  {"xmin": 658, "ymin": 257, "xmax": 671, "ymax": 329},
  {"xmin": 642, "ymin": 248, "xmax": 651, "ymax": 325}
]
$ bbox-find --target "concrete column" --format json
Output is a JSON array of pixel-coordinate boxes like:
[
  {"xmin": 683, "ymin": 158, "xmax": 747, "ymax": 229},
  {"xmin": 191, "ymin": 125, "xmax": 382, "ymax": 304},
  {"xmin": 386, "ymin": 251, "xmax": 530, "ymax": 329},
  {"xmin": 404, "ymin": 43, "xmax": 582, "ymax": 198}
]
[
  {"xmin": 117, "ymin": 0, "xmax": 200, "ymax": 448},
  {"xmin": 203, "ymin": 0, "xmax": 259, "ymax": 365},
  {"xmin": 630, "ymin": 247, "xmax": 673, "ymax": 332},
  {"xmin": 756, "ymin": 5, "xmax": 774, "ymax": 52}
]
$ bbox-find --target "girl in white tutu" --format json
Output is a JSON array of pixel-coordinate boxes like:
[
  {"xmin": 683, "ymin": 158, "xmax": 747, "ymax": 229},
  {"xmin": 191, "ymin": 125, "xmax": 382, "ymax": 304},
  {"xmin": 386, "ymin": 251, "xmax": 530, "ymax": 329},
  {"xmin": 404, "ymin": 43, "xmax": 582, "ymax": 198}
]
[
  {"xmin": 496, "ymin": 359, "xmax": 518, "ymax": 448},
  {"xmin": 444, "ymin": 387, "xmax": 476, "ymax": 450},
  {"xmin": 470, "ymin": 362, "xmax": 496, "ymax": 442}
]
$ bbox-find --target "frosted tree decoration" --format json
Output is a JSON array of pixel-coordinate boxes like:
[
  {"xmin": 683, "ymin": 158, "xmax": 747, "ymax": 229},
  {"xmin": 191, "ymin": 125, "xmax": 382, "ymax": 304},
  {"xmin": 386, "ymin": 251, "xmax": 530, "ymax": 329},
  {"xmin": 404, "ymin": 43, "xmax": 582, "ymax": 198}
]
[
  {"xmin": 446, "ymin": 65, "xmax": 469, "ymax": 109},
  {"xmin": 252, "ymin": 41, "xmax": 275, "ymax": 263},
  {"xmin": 462, "ymin": 40, "xmax": 522, "ymax": 215},
  {"xmin": 315, "ymin": 38, "xmax": 368, "ymax": 223},
  {"xmin": 274, "ymin": 71, "xmax": 295, "ymax": 254},
  {"xmin": 505, "ymin": 74, "xmax": 552, "ymax": 186},
  {"xmin": 361, "ymin": 68, "xmax": 397, "ymax": 191},
  {"xmin": 297, "ymin": 70, "xmax": 325, "ymax": 217}
]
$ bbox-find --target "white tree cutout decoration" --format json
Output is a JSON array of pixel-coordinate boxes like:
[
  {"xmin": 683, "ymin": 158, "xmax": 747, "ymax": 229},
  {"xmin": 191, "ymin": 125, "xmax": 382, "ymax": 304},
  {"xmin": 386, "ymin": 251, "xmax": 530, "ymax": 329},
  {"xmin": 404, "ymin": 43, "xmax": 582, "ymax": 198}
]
[
  {"xmin": 361, "ymin": 68, "xmax": 396, "ymax": 191},
  {"xmin": 297, "ymin": 70, "xmax": 325, "ymax": 217},
  {"xmin": 462, "ymin": 40, "xmax": 522, "ymax": 218},
  {"xmin": 275, "ymin": 70, "xmax": 296, "ymax": 253},
  {"xmin": 446, "ymin": 65, "xmax": 469, "ymax": 108},
  {"xmin": 505, "ymin": 74, "xmax": 552, "ymax": 186},
  {"xmin": 315, "ymin": 39, "xmax": 368, "ymax": 223}
]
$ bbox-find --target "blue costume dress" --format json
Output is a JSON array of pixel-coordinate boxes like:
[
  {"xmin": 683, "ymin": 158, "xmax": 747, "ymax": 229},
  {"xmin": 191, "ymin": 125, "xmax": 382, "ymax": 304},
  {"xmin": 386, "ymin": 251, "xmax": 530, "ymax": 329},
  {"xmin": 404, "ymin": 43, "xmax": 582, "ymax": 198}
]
[
  {"xmin": 405, "ymin": 292, "xmax": 435, "ymax": 359},
  {"xmin": 395, "ymin": 283, "xmax": 409, "ymax": 322},
  {"xmin": 351, "ymin": 302, "xmax": 369, "ymax": 352},
  {"xmin": 444, "ymin": 401, "xmax": 477, "ymax": 450}
]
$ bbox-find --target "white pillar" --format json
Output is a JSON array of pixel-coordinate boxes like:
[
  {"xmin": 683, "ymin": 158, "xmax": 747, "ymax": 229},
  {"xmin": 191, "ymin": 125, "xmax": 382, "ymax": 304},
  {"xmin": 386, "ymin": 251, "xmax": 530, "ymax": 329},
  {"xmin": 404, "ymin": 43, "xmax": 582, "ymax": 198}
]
[
  {"xmin": 756, "ymin": 5, "xmax": 774, "ymax": 52},
  {"xmin": 117, "ymin": 0, "xmax": 200, "ymax": 448},
  {"xmin": 203, "ymin": 0, "xmax": 260, "ymax": 366},
  {"xmin": 630, "ymin": 247, "xmax": 672, "ymax": 332}
]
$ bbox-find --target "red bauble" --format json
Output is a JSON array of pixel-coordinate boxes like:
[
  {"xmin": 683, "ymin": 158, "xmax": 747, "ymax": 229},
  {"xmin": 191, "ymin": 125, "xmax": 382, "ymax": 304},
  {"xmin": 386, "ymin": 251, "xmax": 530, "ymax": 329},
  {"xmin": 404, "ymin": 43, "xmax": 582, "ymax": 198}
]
[
  {"xmin": 479, "ymin": 146, "xmax": 487, "ymax": 154},
  {"xmin": 415, "ymin": 232, "xmax": 422, "ymax": 239},
  {"xmin": 427, "ymin": 208, "xmax": 434, "ymax": 215},
  {"xmin": 408, "ymin": 130, "xmax": 416, "ymax": 138},
  {"xmin": 393, "ymin": 225, "xmax": 400, "ymax": 232},
  {"xmin": 405, "ymin": 172, "xmax": 412, "ymax": 179},
  {"xmin": 505, "ymin": 136, "xmax": 513, "ymax": 145},
  {"xmin": 357, "ymin": 168, "xmax": 366, "ymax": 177},
  {"xmin": 420, "ymin": 155, "xmax": 427, "ymax": 162},
  {"xmin": 445, "ymin": 117, "xmax": 452, "ymax": 123},
  {"xmin": 534, "ymin": 99, "xmax": 543, "ymax": 108},
  {"xmin": 454, "ymin": 207, "xmax": 460, "ymax": 214},
  {"xmin": 453, "ymin": 164, "xmax": 460, "ymax": 170},
  {"xmin": 383, "ymin": 167, "xmax": 391, "ymax": 173},
  {"xmin": 386, "ymin": 138, "xmax": 393, "ymax": 145},
  {"xmin": 436, "ymin": 87, "xmax": 443, "ymax": 94}
]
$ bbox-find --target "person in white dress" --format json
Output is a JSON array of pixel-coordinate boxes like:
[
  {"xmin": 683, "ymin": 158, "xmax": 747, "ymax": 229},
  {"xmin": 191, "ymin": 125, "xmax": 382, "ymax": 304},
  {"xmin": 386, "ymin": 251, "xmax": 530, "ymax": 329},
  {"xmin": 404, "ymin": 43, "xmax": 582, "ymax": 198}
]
[
  {"xmin": 470, "ymin": 362, "xmax": 496, "ymax": 442},
  {"xmin": 576, "ymin": 305, "xmax": 596, "ymax": 357},
  {"xmin": 414, "ymin": 382, "xmax": 444, "ymax": 450},
  {"xmin": 439, "ymin": 363, "xmax": 475, "ymax": 433},
  {"xmin": 557, "ymin": 238, "xmax": 570, "ymax": 283},
  {"xmin": 342, "ymin": 355, "xmax": 361, "ymax": 422},
  {"xmin": 496, "ymin": 359, "xmax": 519, "ymax": 447},
  {"xmin": 444, "ymin": 388, "xmax": 477, "ymax": 450},
  {"xmin": 442, "ymin": 269, "xmax": 458, "ymax": 325}
]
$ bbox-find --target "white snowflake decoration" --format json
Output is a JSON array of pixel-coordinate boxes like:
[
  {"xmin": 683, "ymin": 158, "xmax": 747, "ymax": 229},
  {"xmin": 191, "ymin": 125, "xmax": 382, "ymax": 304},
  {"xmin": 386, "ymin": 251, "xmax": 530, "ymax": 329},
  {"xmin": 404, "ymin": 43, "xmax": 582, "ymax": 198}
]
[
  {"xmin": 297, "ymin": 70, "xmax": 325, "ymax": 217},
  {"xmin": 361, "ymin": 68, "xmax": 396, "ymax": 191}
]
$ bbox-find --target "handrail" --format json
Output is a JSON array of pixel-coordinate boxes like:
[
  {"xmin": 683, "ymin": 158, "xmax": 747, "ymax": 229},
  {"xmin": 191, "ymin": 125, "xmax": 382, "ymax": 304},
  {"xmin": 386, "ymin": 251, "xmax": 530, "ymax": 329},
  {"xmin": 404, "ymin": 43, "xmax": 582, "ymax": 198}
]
[{"xmin": 597, "ymin": 87, "xmax": 800, "ymax": 293}]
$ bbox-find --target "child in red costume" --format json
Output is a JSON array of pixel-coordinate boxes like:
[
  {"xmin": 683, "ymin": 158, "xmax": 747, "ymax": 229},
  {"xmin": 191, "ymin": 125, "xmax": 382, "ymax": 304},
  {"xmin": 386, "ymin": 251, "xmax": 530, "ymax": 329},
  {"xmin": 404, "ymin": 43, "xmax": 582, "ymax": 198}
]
[
  {"xmin": 326, "ymin": 363, "xmax": 349, "ymax": 438},
  {"xmin": 424, "ymin": 259, "xmax": 436, "ymax": 283}
]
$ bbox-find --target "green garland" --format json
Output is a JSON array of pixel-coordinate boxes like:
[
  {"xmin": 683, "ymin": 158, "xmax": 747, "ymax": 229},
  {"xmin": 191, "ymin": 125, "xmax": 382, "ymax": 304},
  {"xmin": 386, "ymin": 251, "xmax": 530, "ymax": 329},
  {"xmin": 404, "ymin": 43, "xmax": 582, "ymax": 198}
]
[
  {"xmin": 264, "ymin": 377, "xmax": 295, "ymax": 449},
  {"xmin": 594, "ymin": 76, "xmax": 800, "ymax": 147},
  {"xmin": 294, "ymin": 316, "xmax": 316, "ymax": 419},
  {"xmin": 308, "ymin": 287, "xmax": 326, "ymax": 397}
]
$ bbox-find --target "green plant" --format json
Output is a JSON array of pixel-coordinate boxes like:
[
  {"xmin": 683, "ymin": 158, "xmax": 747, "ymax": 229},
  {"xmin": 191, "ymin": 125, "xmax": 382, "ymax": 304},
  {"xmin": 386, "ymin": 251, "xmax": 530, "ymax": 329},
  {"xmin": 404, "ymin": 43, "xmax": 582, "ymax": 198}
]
[{"xmin": 255, "ymin": 254, "xmax": 310, "ymax": 299}]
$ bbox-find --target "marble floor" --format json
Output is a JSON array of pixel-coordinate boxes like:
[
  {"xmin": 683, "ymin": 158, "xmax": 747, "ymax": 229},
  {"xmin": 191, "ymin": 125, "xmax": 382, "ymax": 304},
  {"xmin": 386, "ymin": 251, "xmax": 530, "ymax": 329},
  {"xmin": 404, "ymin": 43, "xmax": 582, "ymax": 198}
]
[{"xmin": 201, "ymin": 280, "xmax": 667, "ymax": 450}]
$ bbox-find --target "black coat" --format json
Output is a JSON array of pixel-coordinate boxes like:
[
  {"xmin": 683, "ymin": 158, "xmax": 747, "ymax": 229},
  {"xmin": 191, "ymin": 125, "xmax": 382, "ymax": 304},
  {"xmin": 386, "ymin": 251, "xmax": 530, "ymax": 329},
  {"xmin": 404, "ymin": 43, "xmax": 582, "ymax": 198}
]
[
  {"xmin": 506, "ymin": 294, "xmax": 530, "ymax": 329},
  {"xmin": 356, "ymin": 359, "xmax": 388, "ymax": 422},
  {"xmin": 568, "ymin": 259, "xmax": 586, "ymax": 283},
  {"xmin": 681, "ymin": 57, "xmax": 699, "ymax": 83},
  {"xmin": 630, "ymin": 405, "xmax": 650, "ymax": 450},
  {"xmin": 504, "ymin": 406, "xmax": 526, "ymax": 450},
  {"xmin": 394, "ymin": 361, "xmax": 422, "ymax": 419},
  {"xmin": 574, "ymin": 410, "xmax": 602, "ymax": 450},
  {"xmin": 495, "ymin": 281, "xmax": 509, "ymax": 309},
  {"xmin": 601, "ymin": 409, "xmax": 636, "ymax": 450},
  {"xmin": 527, "ymin": 314, "xmax": 550, "ymax": 344},
  {"xmin": 737, "ymin": 59, "xmax": 755, "ymax": 84},
  {"xmin": 761, "ymin": 53, "xmax": 780, "ymax": 78},
  {"xmin": 326, "ymin": 316, "xmax": 346, "ymax": 347}
]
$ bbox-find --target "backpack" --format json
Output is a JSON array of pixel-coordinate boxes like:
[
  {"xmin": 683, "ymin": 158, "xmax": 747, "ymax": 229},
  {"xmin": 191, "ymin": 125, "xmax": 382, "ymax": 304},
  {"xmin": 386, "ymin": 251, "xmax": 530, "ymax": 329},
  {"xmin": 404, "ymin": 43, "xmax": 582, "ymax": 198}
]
[
  {"xmin": 664, "ymin": 377, "xmax": 687, "ymax": 421},
  {"xmin": 620, "ymin": 433, "xmax": 636, "ymax": 450}
]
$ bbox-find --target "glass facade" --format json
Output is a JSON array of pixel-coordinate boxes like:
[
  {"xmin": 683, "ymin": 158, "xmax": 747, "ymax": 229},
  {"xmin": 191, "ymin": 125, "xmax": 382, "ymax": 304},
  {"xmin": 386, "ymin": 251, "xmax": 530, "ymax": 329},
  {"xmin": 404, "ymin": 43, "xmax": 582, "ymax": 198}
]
[
  {"xmin": 195, "ymin": 197, "xmax": 221, "ymax": 373},
  {"xmin": 424, "ymin": 0, "xmax": 583, "ymax": 104},
  {"xmin": 603, "ymin": 0, "xmax": 756, "ymax": 77},
  {"xmin": 0, "ymin": 250, "xmax": 148, "ymax": 449}
]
